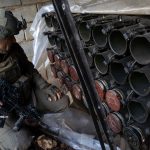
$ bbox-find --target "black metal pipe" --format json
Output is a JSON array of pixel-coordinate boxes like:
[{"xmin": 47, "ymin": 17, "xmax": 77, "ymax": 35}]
[
  {"xmin": 51, "ymin": 15, "xmax": 60, "ymax": 31},
  {"xmin": 78, "ymin": 15, "xmax": 118, "ymax": 44},
  {"xmin": 78, "ymin": 21, "xmax": 92, "ymax": 43},
  {"xmin": 92, "ymin": 25, "xmax": 108, "ymax": 48},
  {"xmin": 130, "ymin": 32, "xmax": 150, "ymax": 65},
  {"xmin": 92, "ymin": 17, "xmax": 135, "ymax": 48},
  {"xmin": 77, "ymin": 15, "xmax": 105, "ymax": 44},
  {"xmin": 123, "ymin": 117, "xmax": 150, "ymax": 150},
  {"xmin": 110, "ymin": 56, "xmax": 137, "ymax": 85},
  {"xmin": 60, "ymin": 39, "xmax": 68, "ymax": 52},
  {"xmin": 47, "ymin": 35, "xmax": 67, "ymax": 52},
  {"xmin": 109, "ymin": 30, "xmax": 127, "ymax": 55},
  {"xmin": 94, "ymin": 50, "xmax": 115, "ymax": 75},
  {"xmin": 84, "ymin": 45, "xmax": 98, "ymax": 58},
  {"xmin": 128, "ymin": 95, "xmax": 150, "ymax": 123},
  {"xmin": 90, "ymin": 67, "xmax": 101, "ymax": 79},
  {"xmin": 84, "ymin": 47, "xmax": 94, "ymax": 67},
  {"xmin": 129, "ymin": 65, "xmax": 150, "ymax": 96},
  {"xmin": 44, "ymin": 31, "xmax": 58, "ymax": 46},
  {"xmin": 52, "ymin": 0, "xmax": 115, "ymax": 149},
  {"xmin": 54, "ymin": 37, "xmax": 61, "ymax": 50},
  {"xmin": 48, "ymin": 35, "xmax": 56, "ymax": 46},
  {"xmin": 42, "ymin": 12, "xmax": 53, "ymax": 28},
  {"xmin": 108, "ymin": 23, "xmax": 147, "ymax": 56},
  {"xmin": 123, "ymin": 125, "xmax": 145, "ymax": 150}
]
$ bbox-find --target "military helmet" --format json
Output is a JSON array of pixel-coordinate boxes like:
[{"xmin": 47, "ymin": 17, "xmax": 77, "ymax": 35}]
[{"xmin": 0, "ymin": 9, "xmax": 27, "ymax": 39}]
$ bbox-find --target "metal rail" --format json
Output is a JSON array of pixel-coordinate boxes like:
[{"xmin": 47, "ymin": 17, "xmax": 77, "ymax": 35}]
[{"xmin": 52, "ymin": 0, "xmax": 116, "ymax": 149}]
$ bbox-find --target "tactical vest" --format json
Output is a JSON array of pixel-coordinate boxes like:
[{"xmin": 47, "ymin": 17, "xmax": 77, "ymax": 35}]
[
  {"xmin": 0, "ymin": 56, "xmax": 21, "ymax": 82},
  {"xmin": 0, "ymin": 56, "xmax": 32, "ymax": 103}
]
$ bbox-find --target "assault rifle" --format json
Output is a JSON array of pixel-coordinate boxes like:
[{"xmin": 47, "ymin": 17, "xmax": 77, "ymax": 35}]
[{"xmin": 0, "ymin": 78, "xmax": 59, "ymax": 136}]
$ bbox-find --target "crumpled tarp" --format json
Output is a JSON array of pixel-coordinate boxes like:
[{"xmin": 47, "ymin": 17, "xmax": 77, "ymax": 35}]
[{"xmin": 70, "ymin": 0, "xmax": 150, "ymax": 15}]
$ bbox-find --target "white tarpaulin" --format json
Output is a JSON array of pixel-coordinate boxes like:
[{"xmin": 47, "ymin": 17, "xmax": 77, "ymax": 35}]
[{"xmin": 70, "ymin": 0, "xmax": 150, "ymax": 15}]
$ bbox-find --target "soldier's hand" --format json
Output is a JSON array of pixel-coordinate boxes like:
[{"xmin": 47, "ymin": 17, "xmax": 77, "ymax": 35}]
[{"xmin": 45, "ymin": 85, "xmax": 63, "ymax": 101}]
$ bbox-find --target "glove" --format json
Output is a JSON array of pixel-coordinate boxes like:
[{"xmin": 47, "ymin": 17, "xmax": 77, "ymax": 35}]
[
  {"xmin": 35, "ymin": 85, "xmax": 70, "ymax": 113},
  {"xmin": 44, "ymin": 85, "xmax": 63, "ymax": 102}
]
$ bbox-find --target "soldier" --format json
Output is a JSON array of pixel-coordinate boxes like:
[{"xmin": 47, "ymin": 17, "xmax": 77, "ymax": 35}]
[{"xmin": 0, "ymin": 9, "xmax": 96, "ymax": 150}]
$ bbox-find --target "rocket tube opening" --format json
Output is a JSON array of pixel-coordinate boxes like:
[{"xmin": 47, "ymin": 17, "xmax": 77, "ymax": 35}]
[
  {"xmin": 48, "ymin": 35, "xmax": 56, "ymax": 46},
  {"xmin": 94, "ymin": 54, "xmax": 108, "ymax": 75},
  {"xmin": 109, "ymin": 30, "xmax": 127, "ymax": 55},
  {"xmin": 92, "ymin": 26, "xmax": 107, "ymax": 48},
  {"xmin": 129, "ymin": 72, "xmax": 150, "ymax": 96},
  {"xmin": 130, "ymin": 36, "xmax": 150, "ymax": 65},
  {"xmin": 128, "ymin": 101, "xmax": 148, "ymax": 123},
  {"xmin": 110, "ymin": 62, "xmax": 128, "ymax": 85},
  {"xmin": 51, "ymin": 16, "xmax": 59, "ymax": 30},
  {"xmin": 78, "ymin": 22, "xmax": 91, "ymax": 42}
]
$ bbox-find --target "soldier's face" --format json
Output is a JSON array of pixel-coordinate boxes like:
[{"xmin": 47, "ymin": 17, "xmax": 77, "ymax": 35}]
[{"xmin": 0, "ymin": 36, "xmax": 16, "ymax": 53}]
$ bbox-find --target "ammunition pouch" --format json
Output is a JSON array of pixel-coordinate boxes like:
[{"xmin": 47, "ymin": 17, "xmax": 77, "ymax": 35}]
[
  {"xmin": 13, "ymin": 75, "xmax": 32, "ymax": 104},
  {"xmin": 0, "ymin": 56, "xmax": 21, "ymax": 83},
  {"xmin": 0, "ymin": 56, "xmax": 32, "ymax": 103}
]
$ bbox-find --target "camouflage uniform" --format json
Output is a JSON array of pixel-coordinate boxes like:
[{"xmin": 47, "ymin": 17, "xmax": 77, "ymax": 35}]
[{"xmin": 0, "ymin": 43, "xmax": 71, "ymax": 150}]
